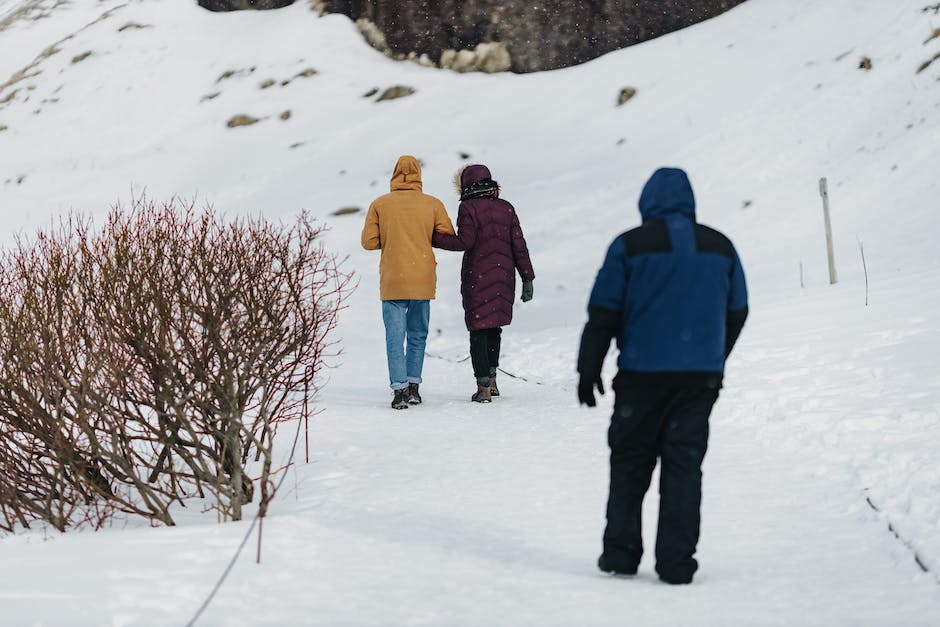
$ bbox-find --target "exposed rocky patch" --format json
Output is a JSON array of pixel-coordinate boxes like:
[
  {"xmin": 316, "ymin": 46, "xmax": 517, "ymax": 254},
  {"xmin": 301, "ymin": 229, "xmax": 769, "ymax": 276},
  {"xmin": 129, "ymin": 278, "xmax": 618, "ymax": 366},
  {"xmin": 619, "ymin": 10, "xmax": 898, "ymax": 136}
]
[
  {"xmin": 0, "ymin": 0, "xmax": 69, "ymax": 32},
  {"xmin": 227, "ymin": 114, "xmax": 260, "ymax": 128},
  {"xmin": 118, "ymin": 22, "xmax": 151, "ymax": 32},
  {"xmin": 440, "ymin": 42, "xmax": 510, "ymax": 73},
  {"xmin": 217, "ymin": 67, "xmax": 256, "ymax": 83},
  {"xmin": 617, "ymin": 87, "xmax": 638, "ymax": 106},
  {"xmin": 917, "ymin": 51, "xmax": 940, "ymax": 73},
  {"xmin": 332, "ymin": 206, "xmax": 361, "ymax": 216},
  {"xmin": 376, "ymin": 85, "xmax": 415, "ymax": 102}
]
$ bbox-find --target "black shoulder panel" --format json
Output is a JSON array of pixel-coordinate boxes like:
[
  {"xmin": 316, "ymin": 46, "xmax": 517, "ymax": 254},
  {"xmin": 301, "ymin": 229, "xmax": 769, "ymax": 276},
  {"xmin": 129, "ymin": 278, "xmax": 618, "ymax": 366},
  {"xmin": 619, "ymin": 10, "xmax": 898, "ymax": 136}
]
[
  {"xmin": 694, "ymin": 224, "xmax": 735, "ymax": 260},
  {"xmin": 620, "ymin": 220, "xmax": 671, "ymax": 258}
]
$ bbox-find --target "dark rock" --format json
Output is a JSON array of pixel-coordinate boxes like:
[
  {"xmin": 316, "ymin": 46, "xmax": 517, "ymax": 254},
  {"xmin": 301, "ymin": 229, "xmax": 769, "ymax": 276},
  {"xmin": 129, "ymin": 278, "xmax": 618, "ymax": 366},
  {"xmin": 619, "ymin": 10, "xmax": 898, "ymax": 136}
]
[
  {"xmin": 319, "ymin": 0, "xmax": 748, "ymax": 73},
  {"xmin": 198, "ymin": 0, "xmax": 294, "ymax": 10}
]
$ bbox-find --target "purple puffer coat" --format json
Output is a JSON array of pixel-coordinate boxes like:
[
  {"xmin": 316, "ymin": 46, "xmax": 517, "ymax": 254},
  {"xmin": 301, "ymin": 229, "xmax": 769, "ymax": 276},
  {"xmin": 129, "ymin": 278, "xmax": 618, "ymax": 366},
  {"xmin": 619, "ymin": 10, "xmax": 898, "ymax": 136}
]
[{"xmin": 433, "ymin": 165, "xmax": 536, "ymax": 331}]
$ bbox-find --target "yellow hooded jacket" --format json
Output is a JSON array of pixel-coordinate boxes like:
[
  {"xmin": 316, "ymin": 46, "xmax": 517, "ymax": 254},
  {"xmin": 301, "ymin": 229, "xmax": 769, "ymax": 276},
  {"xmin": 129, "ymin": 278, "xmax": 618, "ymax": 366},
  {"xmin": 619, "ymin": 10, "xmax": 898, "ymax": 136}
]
[{"xmin": 361, "ymin": 156, "xmax": 456, "ymax": 300}]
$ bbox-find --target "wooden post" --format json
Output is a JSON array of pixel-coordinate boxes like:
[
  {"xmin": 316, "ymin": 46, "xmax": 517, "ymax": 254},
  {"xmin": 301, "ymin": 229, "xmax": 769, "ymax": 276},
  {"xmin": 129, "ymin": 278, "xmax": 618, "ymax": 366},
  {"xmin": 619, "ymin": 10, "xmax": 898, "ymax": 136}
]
[{"xmin": 819, "ymin": 177, "xmax": 837, "ymax": 285}]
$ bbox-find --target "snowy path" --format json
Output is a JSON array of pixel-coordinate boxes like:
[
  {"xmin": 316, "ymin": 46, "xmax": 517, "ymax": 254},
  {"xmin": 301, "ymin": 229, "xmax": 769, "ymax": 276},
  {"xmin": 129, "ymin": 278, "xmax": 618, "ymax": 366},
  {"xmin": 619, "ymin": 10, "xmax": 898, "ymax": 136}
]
[
  {"xmin": 221, "ymin": 321, "xmax": 940, "ymax": 627},
  {"xmin": 6, "ymin": 286, "xmax": 939, "ymax": 626}
]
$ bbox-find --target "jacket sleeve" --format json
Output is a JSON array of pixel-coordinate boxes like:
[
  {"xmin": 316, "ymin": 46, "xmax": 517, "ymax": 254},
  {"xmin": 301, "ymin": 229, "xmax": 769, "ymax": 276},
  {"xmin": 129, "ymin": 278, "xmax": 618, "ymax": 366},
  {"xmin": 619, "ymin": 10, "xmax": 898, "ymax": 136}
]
[
  {"xmin": 577, "ymin": 237, "xmax": 629, "ymax": 381},
  {"xmin": 509, "ymin": 207, "xmax": 535, "ymax": 282},
  {"xmin": 434, "ymin": 203, "xmax": 476, "ymax": 251},
  {"xmin": 725, "ymin": 246, "xmax": 748, "ymax": 358},
  {"xmin": 361, "ymin": 203, "xmax": 381, "ymax": 250},
  {"xmin": 432, "ymin": 204, "xmax": 464, "ymax": 250},
  {"xmin": 434, "ymin": 202, "xmax": 456, "ymax": 234}
]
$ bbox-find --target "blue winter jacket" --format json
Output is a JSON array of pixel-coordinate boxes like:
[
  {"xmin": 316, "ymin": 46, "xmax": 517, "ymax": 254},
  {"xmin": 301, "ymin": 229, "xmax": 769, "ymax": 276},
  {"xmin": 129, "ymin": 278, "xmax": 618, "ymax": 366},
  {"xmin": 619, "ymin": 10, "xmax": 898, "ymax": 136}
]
[{"xmin": 579, "ymin": 168, "xmax": 748, "ymax": 379}]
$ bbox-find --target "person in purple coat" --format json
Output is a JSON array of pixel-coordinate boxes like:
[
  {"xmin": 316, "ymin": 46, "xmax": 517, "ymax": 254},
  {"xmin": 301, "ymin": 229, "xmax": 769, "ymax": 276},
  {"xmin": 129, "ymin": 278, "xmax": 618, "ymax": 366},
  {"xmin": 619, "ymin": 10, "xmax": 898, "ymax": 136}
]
[{"xmin": 433, "ymin": 164, "xmax": 536, "ymax": 402}]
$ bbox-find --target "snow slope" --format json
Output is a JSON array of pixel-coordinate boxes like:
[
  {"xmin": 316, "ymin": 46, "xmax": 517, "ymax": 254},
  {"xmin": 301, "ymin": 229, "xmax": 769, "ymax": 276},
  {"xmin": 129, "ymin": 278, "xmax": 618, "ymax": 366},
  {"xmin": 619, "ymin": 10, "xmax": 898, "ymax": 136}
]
[{"xmin": 1, "ymin": 0, "xmax": 940, "ymax": 624}]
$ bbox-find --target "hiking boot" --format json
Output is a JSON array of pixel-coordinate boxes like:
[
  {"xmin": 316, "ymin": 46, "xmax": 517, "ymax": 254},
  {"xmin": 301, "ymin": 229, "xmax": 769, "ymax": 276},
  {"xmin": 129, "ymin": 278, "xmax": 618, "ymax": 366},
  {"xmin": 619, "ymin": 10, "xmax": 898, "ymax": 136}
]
[
  {"xmin": 391, "ymin": 387, "xmax": 410, "ymax": 410},
  {"xmin": 488, "ymin": 375, "xmax": 499, "ymax": 398},
  {"xmin": 471, "ymin": 383, "xmax": 492, "ymax": 403},
  {"xmin": 407, "ymin": 382, "xmax": 422, "ymax": 405}
]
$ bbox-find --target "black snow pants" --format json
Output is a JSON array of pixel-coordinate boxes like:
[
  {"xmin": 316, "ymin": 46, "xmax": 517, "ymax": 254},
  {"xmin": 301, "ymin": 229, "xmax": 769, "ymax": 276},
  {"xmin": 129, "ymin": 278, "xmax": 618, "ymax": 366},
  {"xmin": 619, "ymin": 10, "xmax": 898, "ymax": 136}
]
[
  {"xmin": 469, "ymin": 328, "xmax": 502, "ymax": 382},
  {"xmin": 602, "ymin": 371, "xmax": 720, "ymax": 584}
]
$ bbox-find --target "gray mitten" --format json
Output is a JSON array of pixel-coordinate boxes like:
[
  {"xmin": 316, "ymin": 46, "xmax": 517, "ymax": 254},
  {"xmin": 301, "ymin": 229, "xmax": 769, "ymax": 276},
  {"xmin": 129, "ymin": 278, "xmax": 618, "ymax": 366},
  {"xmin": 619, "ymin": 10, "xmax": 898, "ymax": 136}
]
[{"xmin": 521, "ymin": 280, "xmax": 534, "ymax": 302}]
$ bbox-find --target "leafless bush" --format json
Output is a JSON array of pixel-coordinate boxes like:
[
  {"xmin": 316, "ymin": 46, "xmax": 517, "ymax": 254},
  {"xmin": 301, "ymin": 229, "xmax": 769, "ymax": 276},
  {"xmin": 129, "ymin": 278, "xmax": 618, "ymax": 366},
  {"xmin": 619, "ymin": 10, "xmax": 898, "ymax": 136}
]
[{"xmin": 0, "ymin": 197, "xmax": 352, "ymax": 532}]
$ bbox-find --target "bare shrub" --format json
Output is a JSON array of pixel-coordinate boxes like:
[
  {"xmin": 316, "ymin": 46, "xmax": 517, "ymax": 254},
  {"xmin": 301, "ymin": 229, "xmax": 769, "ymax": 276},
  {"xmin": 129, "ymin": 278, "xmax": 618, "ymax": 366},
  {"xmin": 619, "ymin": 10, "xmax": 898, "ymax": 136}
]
[{"xmin": 0, "ymin": 197, "xmax": 352, "ymax": 532}]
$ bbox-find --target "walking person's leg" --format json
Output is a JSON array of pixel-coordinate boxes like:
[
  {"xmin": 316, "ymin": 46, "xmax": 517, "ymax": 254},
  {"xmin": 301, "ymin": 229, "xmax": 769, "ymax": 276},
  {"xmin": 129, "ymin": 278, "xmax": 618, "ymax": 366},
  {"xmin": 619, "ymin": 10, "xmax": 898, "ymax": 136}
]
[
  {"xmin": 382, "ymin": 300, "xmax": 410, "ymax": 409},
  {"xmin": 654, "ymin": 386, "xmax": 717, "ymax": 584},
  {"xmin": 404, "ymin": 300, "xmax": 430, "ymax": 404},
  {"xmin": 601, "ymin": 377, "xmax": 669, "ymax": 573},
  {"xmin": 468, "ymin": 329, "xmax": 492, "ymax": 402},
  {"xmin": 486, "ymin": 328, "xmax": 502, "ymax": 396}
]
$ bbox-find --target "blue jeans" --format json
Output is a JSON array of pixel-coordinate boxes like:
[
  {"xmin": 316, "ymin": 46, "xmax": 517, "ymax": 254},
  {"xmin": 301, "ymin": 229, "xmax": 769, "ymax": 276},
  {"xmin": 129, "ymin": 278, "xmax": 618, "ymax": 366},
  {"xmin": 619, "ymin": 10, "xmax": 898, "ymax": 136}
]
[{"xmin": 382, "ymin": 300, "xmax": 430, "ymax": 390}]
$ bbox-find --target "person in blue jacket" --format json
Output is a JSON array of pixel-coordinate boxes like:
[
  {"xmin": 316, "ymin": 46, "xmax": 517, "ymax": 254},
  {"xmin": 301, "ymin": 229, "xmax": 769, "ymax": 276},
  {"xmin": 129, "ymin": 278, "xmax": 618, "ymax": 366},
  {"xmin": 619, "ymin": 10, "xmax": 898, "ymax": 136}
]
[{"xmin": 577, "ymin": 167, "xmax": 748, "ymax": 585}]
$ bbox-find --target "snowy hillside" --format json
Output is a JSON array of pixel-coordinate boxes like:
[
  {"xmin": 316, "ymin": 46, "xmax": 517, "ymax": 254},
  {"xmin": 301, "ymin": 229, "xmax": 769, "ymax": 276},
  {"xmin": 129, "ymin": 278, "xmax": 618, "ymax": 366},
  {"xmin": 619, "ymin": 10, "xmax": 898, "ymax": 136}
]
[{"xmin": 2, "ymin": 0, "xmax": 940, "ymax": 625}]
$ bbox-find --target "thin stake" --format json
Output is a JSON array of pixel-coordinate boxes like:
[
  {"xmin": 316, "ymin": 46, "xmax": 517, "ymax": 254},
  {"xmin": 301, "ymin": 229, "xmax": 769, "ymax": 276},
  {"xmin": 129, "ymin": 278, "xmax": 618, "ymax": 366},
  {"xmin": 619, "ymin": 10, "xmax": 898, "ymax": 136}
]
[
  {"xmin": 799, "ymin": 261, "xmax": 804, "ymax": 289},
  {"xmin": 256, "ymin": 517, "xmax": 264, "ymax": 564},
  {"xmin": 858, "ymin": 238, "xmax": 869, "ymax": 306},
  {"xmin": 304, "ymin": 370, "xmax": 310, "ymax": 464},
  {"xmin": 819, "ymin": 177, "xmax": 838, "ymax": 285}
]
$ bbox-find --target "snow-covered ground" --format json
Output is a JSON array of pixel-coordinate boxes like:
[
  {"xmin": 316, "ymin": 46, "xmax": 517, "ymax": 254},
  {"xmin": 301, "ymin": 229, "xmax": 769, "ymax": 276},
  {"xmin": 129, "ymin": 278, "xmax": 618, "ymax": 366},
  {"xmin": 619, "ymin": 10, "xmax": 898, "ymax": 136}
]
[{"xmin": 1, "ymin": 0, "xmax": 939, "ymax": 624}]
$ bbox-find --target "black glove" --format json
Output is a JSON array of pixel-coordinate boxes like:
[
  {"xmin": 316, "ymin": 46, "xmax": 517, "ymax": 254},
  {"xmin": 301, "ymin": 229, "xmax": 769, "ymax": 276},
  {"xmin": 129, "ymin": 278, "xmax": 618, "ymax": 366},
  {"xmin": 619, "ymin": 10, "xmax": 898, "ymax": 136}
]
[
  {"xmin": 578, "ymin": 376, "xmax": 605, "ymax": 407},
  {"xmin": 521, "ymin": 280, "xmax": 534, "ymax": 302}
]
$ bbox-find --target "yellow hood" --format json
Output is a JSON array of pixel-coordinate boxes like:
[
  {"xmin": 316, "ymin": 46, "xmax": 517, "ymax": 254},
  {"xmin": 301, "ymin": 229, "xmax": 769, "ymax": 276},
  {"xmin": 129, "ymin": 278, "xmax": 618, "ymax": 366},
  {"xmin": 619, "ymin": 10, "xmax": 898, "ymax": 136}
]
[{"xmin": 390, "ymin": 155, "xmax": 423, "ymax": 192}]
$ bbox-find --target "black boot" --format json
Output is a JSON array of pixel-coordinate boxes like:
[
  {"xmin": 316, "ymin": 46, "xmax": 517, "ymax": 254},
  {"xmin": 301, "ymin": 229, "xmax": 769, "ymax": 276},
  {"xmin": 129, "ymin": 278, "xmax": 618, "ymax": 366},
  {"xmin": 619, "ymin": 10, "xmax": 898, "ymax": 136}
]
[
  {"xmin": 598, "ymin": 554, "xmax": 638, "ymax": 576},
  {"xmin": 391, "ymin": 387, "xmax": 410, "ymax": 410},
  {"xmin": 407, "ymin": 382, "xmax": 422, "ymax": 405},
  {"xmin": 488, "ymin": 375, "xmax": 499, "ymax": 398}
]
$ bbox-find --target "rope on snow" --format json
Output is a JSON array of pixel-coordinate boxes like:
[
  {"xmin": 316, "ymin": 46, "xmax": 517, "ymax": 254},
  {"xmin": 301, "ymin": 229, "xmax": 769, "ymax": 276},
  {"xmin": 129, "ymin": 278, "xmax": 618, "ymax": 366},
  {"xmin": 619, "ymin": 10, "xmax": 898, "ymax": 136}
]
[
  {"xmin": 424, "ymin": 350, "xmax": 546, "ymax": 386},
  {"xmin": 864, "ymin": 491, "xmax": 934, "ymax": 579},
  {"xmin": 185, "ymin": 367, "xmax": 313, "ymax": 626}
]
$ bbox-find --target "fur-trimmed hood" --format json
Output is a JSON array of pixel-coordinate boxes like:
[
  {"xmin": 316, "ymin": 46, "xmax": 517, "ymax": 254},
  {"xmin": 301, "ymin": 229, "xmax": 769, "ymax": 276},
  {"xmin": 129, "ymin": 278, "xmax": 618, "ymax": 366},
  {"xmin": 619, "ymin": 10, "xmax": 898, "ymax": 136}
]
[
  {"xmin": 454, "ymin": 164, "xmax": 493, "ymax": 195},
  {"xmin": 454, "ymin": 164, "xmax": 498, "ymax": 200}
]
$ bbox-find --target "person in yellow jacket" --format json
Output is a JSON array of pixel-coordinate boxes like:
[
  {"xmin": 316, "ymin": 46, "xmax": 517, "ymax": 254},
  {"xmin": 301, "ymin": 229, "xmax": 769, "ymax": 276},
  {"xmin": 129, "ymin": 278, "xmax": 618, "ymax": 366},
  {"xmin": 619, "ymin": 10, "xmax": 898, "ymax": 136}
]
[{"xmin": 361, "ymin": 155, "xmax": 458, "ymax": 410}]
